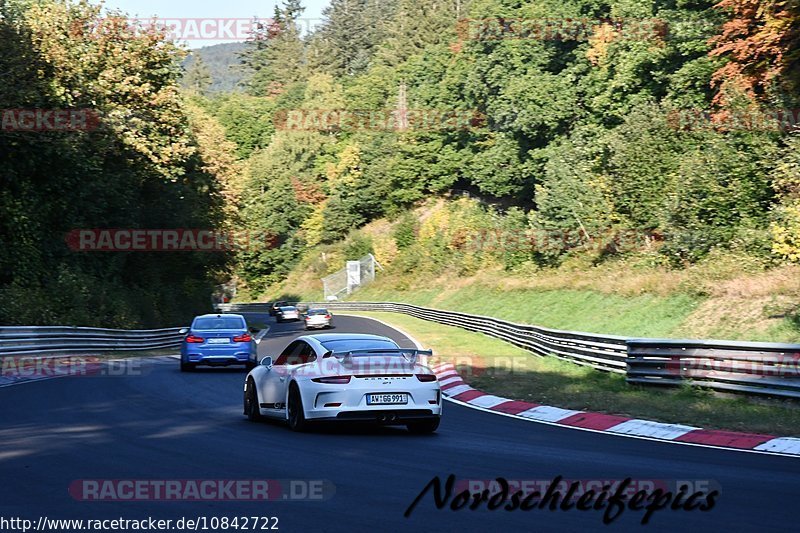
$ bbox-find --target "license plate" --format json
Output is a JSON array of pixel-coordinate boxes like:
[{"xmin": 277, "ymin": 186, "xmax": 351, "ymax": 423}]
[
  {"xmin": 367, "ymin": 393, "xmax": 408, "ymax": 405},
  {"xmin": 208, "ymin": 338, "xmax": 230, "ymax": 344}
]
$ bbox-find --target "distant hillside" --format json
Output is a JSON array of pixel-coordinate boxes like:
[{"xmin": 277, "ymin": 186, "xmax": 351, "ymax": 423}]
[{"xmin": 182, "ymin": 42, "xmax": 249, "ymax": 94}]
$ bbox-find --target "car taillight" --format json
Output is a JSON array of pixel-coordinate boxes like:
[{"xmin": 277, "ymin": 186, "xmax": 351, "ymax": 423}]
[
  {"xmin": 416, "ymin": 374, "xmax": 437, "ymax": 382},
  {"xmin": 312, "ymin": 376, "xmax": 352, "ymax": 384},
  {"xmin": 325, "ymin": 315, "xmax": 331, "ymax": 319},
  {"xmin": 233, "ymin": 334, "xmax": 252, "ymax": 343},
  {"xmin": 185, "ymin": 335, "xmax": 204, "ymax": 343}
]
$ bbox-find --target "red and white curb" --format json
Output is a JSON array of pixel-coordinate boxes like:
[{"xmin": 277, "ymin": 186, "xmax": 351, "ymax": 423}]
[
  {"xmin": 342, "ymin": 313, "xmax": 800, "ymax": 458},
  {"xmin": 433, "ymin": 362, "xmax": 800, "ymax": 458}
]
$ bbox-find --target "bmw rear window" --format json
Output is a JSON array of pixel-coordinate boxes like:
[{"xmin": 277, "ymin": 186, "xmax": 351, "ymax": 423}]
[
  {"xmin": 321, "ymin": 339, "xmax": 400, "ymax": 353},
  {"xmin": 308, "ymin": 309, "xmax": 328, "ymax": 315},
  {"xmin": 193, "ymin": 317, "xmax": 245, "ymax": 330}
]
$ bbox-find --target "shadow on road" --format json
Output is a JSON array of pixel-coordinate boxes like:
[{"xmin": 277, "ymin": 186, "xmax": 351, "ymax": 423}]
[{"xmin": 242, "ymin": 417, "xmax": 438, "ymax": 437}]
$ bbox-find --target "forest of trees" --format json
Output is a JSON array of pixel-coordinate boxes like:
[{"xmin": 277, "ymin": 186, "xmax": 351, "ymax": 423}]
[
  {"xmin": 182, "ymin": 43, "xmax": 248, "ymax": 94},
  {"xmin": 0, "ymin": 0, "xmax": 234, "ymax": 326},
  {"xmin": 2, "ymin": 0, "xmax": 800, "ymax": 325},
  {"xmin": 204, "ymin": 0, "xmax": 800, "ymax": 292}
]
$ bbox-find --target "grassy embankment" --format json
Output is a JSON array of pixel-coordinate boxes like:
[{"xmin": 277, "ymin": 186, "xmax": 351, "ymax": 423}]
[
  {"xmin": 256, "ymin": 200, "xmax": 800, "ymax": 343},
  {"xmin": 246, "ymin": 204, "xmax": 800, "ymax": 435}
]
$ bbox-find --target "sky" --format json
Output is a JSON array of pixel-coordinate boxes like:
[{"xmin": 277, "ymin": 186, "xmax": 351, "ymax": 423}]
[{"xmin": 101, "ymin": 0, "xmax": 331, "ymax": 48}]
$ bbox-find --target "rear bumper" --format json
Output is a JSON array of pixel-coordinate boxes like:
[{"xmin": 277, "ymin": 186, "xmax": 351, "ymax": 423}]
[
  {"xmin": 302, "ymin": 383, "xmax": 443, "ymax": 421},
  {"xmin": 332, "ymin": 410, "xmax": 439, "ymax": 424},
  {"xmin": 183, "ymin": 348, "xmax": 254, "ymax": 366},
  {"xmin": 189, "ymin": 356, "xmax": 252, "ymax": 366}
]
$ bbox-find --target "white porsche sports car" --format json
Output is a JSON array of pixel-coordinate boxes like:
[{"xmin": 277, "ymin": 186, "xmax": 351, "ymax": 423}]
[{"xmin": 243, "ymin": 333, "xmax": 442, "ymax": 433}]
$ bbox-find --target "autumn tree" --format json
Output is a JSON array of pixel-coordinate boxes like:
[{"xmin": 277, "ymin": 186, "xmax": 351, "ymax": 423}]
[
  {"xmin": 710, "ymin": 0, "xmax": 800, "ymax": 107},
  {"xmin": 0, "ymin": 0, "xmax": 230, "ymax": 326}
]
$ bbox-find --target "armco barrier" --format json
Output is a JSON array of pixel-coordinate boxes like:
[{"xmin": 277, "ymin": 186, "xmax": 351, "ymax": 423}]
[
  {"xmin": 627, "ymin": 339, "xmax": 800, "ymax": 399},
  {"xmin": 217, "ymin": 301, "xmax": 800, "ymax": 399},
  {"xmin": 217, "ymin": 301, "xmax": 629, "ymax": 373},
  {"xmin": 0, "ymin": 326, "xmax": 186, "ymax": 357}
]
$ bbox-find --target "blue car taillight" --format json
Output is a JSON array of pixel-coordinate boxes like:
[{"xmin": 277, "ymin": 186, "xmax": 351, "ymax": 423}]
[
  {"xmin": 233, "ymin": 334, "xmax": 252, "ymax": 343},
  {"xmin": 185, "ymin": 335, "xmax": 204, "ymax": 343}
]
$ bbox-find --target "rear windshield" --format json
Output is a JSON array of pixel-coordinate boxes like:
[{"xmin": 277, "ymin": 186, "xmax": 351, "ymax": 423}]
[
  {"xmin": 280, "ymin": 306, "xmax": 297, "ymax": 311},
  {"xmin": 193, "ymin": 317, "xmax": 245, "ymax": 330},
  {"xmin": 307, "ymin": 309, "xmax": 328, "ymax": 316},
  {"xmin": 321, "ymin": 339, "xmax": 400, "ymax": 354}
]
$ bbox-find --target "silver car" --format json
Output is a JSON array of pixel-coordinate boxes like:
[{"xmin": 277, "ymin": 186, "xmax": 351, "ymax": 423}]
[
  {"xmin": 304, "ymin": 308, "xmax": 332, "ymax": 330},
  {"xmin": 276, "ymin": 306, "xmax": 300, "ymax": 323}
]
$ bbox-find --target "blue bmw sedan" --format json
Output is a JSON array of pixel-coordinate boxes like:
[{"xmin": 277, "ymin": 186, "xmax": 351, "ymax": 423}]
[{"xmin": 180, "ymin": 314, "xmax": 257, "ymax": 372}]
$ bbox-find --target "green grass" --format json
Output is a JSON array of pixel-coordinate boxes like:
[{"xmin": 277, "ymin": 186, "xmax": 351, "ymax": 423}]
[
  {"xmin": 355, "ymin": 285, "xmax": 701, "ymax": 338},
  {"xmin": 353, "ymin": 311, "xmax": 800, "ymax": 437}
]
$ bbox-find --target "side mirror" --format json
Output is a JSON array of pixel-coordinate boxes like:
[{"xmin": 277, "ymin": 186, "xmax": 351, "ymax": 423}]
[
  {"xmin": 179, "ymin": 328, "xmax": 189, "ymax": 335},
  {"xmin": 260, "ymin": 356, "xmax": 273, "ymax": 369}
]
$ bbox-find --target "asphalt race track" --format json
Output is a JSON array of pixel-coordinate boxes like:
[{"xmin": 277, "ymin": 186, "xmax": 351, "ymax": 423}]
[{"xmin": 1, "ymin": 314, "xmax": 799, "ymax": 532}]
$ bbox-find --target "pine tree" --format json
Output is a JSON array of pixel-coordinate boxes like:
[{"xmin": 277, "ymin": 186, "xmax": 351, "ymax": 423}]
[
  {"xmin": 375, "ymin": 0, "xmax": 466, "ymax": 67},
  {"xmin": 244, "ymin": 0, "xmax": 307, "ymax": 96},
  {"xmin": 183, "ymin": 55, "xmax": 212, "ymax": 94},
  {"xmin": 308, "ymin": 0, "xmax": 398, "ymax": 77}
]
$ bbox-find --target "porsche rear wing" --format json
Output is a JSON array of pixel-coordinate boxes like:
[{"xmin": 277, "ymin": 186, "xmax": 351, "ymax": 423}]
[{"xmin": 328, "ymin": 349, "xmax": 433, "ymax": 364}]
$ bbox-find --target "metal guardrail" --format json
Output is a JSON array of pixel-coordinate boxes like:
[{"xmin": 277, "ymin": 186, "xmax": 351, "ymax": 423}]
[
  {"xmin": 216, "ymin": 303, "xmax": 274, "ymax": 313},
  {"xmin": 627, "ymin": 339, "xmax": 800, "ymax": 399},
  {"xmin": 0, "ymin": 326, "xmax": 186, "ymax": 357},
  {"xmin": 218, "ymin": 301, "xmax": 800, "ymax": 399},
  {"xmin": 217, "ymin": 301, "xmax": 629, "ymax": 373}
]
